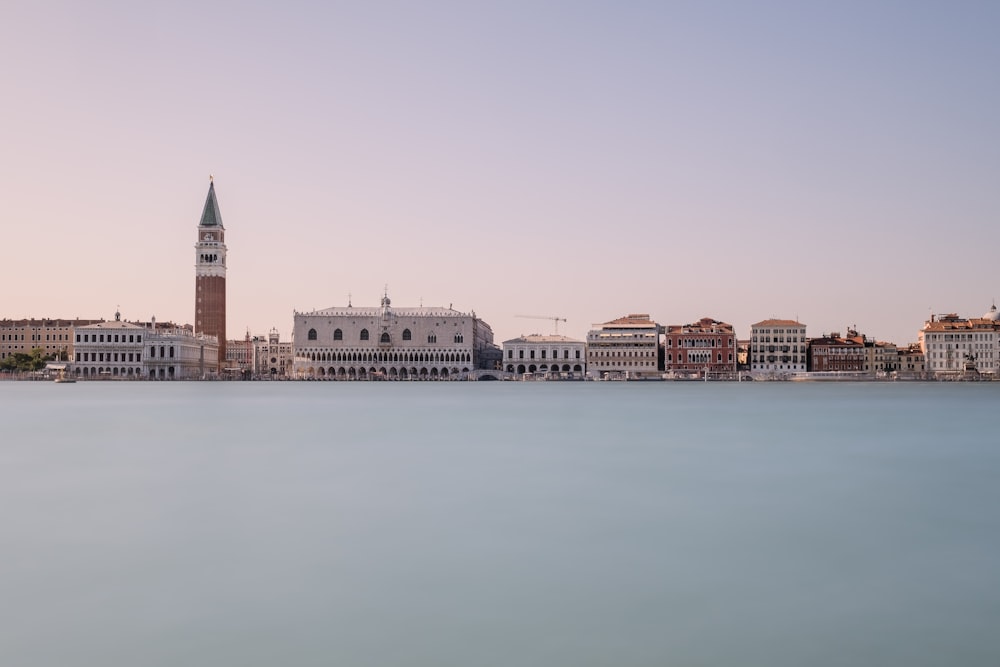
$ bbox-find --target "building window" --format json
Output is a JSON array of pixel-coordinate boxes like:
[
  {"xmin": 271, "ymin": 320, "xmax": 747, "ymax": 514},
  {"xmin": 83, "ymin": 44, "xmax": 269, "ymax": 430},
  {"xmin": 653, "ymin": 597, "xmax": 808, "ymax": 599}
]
[
  {"xmin": 360, "ymin": 329, "xmax": 369, "ymax": 341},
  {"xmin": 403, "ymin": 329, "xmax": 412, "ymax": 341},
  {"xmin": 308, "ymin": 328, "xmax": 317, "ymax": 341},
  {"xmin": 333, "ymin": 329, "xmax": 343, "ymax": 341},
  {"xmin": 428, "ymin": 334, "xmax": 437, "ymax": 344},
  {"xmin": 380, "ymin": 332, "xmax": 390, "ymax": 344},
  {"xmin": 454, "ymin": 333, "xmax": 463, "ymax": 344}
]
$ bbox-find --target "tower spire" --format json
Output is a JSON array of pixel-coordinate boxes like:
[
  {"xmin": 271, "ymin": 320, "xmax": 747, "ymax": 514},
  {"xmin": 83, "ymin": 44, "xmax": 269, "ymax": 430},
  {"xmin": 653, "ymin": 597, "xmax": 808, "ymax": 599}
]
[{"xmin": 199, "ymin": 178, "xmax": 223, "ymax": 228}]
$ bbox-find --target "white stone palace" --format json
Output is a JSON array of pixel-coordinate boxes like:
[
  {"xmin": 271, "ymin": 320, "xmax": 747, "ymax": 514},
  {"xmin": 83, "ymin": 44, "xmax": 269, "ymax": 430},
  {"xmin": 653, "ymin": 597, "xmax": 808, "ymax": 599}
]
[
  {"xmin": 502, "ymin": 334, "xmax": 586, "ymax": 377},
  {"xmin": 73, "ymin": 312, "xmax": 218, "ymax": 380},
  {"xmin": 292, "ymin": 293, "xmax": 499, "ymax": 379}
]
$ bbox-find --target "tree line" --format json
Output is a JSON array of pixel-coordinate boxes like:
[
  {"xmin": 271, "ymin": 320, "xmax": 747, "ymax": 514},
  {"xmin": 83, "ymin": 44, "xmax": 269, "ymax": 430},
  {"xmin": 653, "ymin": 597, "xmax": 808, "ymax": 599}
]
[{"xmin": 0, "ymin": 348, "xmax": 67, "ymax": 373}]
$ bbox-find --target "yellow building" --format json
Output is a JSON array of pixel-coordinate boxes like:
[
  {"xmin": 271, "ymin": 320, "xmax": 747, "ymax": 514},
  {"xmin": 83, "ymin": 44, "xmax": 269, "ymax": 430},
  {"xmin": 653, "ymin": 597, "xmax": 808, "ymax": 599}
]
[{"xmin": 1, "ymin": 318, "xmax": 103, "ymax": 363}]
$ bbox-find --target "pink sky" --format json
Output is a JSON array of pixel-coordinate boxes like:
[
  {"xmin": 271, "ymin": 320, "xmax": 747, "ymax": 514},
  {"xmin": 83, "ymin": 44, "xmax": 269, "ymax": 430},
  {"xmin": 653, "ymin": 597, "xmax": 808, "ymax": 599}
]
[{"xmin": 2, "ymin": 2, "xmax": 998, "ymax": 346}]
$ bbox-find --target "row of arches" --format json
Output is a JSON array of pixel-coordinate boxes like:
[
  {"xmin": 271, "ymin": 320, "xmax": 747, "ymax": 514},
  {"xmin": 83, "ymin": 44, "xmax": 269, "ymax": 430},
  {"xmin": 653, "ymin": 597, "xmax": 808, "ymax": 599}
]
[
  {"xmin": 301, "ymin": 366, "xmax": 470, "ymax": 380},
  {"xmin": 76, "ymin": 366, "xmax": 139, "ymax": 377},
  {"xmin": 507, "ymin": 364, "xmax": 584, "ymax": 374},
  {"xmin": 74, "ymin": 366, "xmax": 176, "ymax": 378},
  {"xmin": 303, "ymin": 350, "xmax": 471, "ymax": 364}
]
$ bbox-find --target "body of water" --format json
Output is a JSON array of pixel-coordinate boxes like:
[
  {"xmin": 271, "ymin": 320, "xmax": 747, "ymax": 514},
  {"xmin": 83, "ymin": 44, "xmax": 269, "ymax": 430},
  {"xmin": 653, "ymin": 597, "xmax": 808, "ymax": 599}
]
[{"xmin": 1, "ymin": 381, "xmax": 998, "ymax": 666}]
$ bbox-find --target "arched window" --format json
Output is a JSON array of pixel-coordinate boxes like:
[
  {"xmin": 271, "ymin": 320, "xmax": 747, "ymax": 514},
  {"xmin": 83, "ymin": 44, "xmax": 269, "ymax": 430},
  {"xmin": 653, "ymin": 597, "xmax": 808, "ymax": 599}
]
[
  {"xmin": 360, "ymin": 329, "xmax": 369, "ymax": 341},
  {"xmin": 428, "ymin": 333, "xmax": 437, "ymax": 344},
  {"xmin": 308, "ymin": 328, "xmax": 317, "ymax": 341},
  {"xmin": 402, "ymin": 329, "xmax": 412, "ymax": 341},
  {"xmin": 380, "ymin": 332, "xmax": 390, "ymax": 344},
  {"xmin": 454, "ymin": 333, "xmax": 464, "ymax": 344},
  {"xmin": 333, "ymin": 328, "xmax": 343, "ymax": 341}
]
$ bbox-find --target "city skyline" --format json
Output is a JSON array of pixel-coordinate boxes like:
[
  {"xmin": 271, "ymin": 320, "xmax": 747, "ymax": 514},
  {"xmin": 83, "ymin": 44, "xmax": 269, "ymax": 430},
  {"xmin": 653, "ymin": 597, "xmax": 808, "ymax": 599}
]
[{"xmin": 3, "ymin": 2, "xmax": 998, "ymax": 346}]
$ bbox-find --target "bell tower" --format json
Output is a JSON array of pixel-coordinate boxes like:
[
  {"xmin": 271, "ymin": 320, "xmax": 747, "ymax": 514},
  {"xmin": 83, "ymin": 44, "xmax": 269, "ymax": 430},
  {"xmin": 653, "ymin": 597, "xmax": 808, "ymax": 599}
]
[{"xmin": 194, "ymin": 177, "xmax": 227, "ymax": 373}]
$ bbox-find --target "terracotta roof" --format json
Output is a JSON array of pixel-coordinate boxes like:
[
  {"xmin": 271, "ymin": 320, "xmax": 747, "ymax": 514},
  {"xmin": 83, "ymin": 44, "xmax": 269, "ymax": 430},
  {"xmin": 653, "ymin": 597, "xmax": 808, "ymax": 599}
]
[
  {"xmin": 923, "ymin": 317, "xmax": 999, "ymax": 332},
  {"xmin": 667, "ymin": 317, "xmax": 733, "ymax": 334}
]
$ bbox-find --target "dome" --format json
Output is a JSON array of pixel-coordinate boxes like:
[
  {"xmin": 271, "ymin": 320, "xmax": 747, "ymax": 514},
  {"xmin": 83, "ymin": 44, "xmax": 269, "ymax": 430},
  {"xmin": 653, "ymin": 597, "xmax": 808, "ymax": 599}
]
[{"xmin": 984, "ymin": 304, "xmax": 1000, "ymax": 321}]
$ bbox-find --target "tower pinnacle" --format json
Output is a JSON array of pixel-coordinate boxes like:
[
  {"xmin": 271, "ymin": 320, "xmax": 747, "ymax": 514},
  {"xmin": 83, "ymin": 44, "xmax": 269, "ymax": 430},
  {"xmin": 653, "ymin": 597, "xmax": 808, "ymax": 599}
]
[{"xmin": 199, "ymin": 179, "xmax": 224, "ymax": 228}]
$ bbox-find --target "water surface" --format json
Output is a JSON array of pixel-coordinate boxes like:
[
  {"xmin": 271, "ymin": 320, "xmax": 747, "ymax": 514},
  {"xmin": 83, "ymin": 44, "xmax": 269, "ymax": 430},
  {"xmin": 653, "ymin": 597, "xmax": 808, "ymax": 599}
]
[{"xmin": 1, "ymin": 381, "xmax": 998, "ymax": 666}]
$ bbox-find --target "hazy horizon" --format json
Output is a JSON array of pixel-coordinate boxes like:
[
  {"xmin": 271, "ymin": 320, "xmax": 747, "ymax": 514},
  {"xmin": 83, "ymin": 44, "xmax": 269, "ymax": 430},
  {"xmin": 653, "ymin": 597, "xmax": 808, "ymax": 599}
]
[{"xmin": 3, "ymin": 1, "xmax": 998, "ymax": 345}]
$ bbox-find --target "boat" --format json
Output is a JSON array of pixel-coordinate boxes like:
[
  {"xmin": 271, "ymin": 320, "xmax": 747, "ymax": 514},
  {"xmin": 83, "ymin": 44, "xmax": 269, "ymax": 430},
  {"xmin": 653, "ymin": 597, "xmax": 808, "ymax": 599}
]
[{"xmin": 51, "ymin": 365, "xmax": 76, "ymax": 383}]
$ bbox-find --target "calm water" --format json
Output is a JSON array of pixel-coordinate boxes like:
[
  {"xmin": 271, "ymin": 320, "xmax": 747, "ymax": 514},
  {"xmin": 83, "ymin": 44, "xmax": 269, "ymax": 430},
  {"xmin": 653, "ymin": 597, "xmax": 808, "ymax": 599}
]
[{"xmin": 1, "ymin": 381, "xmax": 999, "ymax": 666}]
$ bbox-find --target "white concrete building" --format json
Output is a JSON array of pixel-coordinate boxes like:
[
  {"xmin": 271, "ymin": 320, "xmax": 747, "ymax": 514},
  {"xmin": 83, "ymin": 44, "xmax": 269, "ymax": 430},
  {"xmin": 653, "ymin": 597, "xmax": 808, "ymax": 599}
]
[
  {"xmin": 73, "ymin": 312, "xmax": 218, "ymax": 380},
  {"xmin": 73, "ymin": 316, "xmax": 147, "ymax": 379},
  {"xmin": 750, "ymin": 319, "xmax": 807, "ymax": 376},
  {"xmin": 292, "ymin": 293, "xmax": 499, "ymax": 379},
  {"xmin": 502, "ymin": 334, "xmax": 586, "ymax": 377},
  {"xmin": 145, "ymin": 324, "xmax": 220, "ymax": 380},
  {"xmin": 919, "ymin": 308, "xmax": 1000, "ymax": 377},
  {"xmin": 586, "ymin": 314, "xmax": 660, "ymax": 380}
]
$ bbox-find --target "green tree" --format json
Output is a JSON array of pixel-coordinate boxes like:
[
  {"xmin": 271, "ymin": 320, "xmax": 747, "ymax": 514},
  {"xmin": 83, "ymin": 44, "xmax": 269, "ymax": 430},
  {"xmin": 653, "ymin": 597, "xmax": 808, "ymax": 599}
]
[{"xmin": 0, "ymin": 348, "xmax": 52, "ymax": 372}]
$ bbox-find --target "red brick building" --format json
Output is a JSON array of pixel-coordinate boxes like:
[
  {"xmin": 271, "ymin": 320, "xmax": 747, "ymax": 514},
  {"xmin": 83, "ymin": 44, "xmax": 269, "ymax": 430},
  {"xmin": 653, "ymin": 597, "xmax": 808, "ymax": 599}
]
[
  {"xmin": 807, "ymin": 333, "xmax": 867, "ymax": 372},
  {"xmin": 663, "ymin": 317, "xmax": 736, "ymax": 377}
]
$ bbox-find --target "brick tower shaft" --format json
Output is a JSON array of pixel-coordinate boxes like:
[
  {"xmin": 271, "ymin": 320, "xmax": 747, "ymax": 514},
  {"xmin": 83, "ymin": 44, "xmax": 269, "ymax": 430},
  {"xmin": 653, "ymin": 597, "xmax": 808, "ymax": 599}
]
[{"xmin": 194, "ymin": 179, "xmax": 227, "ymax": 373}]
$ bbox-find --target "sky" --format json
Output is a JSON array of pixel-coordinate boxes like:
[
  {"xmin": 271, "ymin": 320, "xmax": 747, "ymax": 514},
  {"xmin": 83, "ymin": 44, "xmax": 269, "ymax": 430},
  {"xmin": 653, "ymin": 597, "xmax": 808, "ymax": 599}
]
[{"xmin": 2, "ymin": 1, "xmax": 998, "ymax": 346}]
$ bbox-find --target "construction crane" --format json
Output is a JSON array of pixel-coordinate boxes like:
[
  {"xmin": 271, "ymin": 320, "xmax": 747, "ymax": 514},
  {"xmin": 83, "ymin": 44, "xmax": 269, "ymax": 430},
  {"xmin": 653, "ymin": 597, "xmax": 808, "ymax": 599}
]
[{"xmin": 515, "ymin": 315, "xmax": 567, "ymax": 335}]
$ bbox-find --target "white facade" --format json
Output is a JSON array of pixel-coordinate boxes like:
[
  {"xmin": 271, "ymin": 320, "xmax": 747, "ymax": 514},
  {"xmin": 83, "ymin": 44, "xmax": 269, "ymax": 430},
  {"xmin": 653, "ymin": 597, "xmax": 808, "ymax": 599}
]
[
  {"xmin": 586, "ymin": 314, "xmax": 660, "ymax": 379},
  {"xmin": 502, "ymin": 334, "xmax": 586, "ymax": 377},
  {"xmin": 73, "ymin": 314, "xmax": 218, "ymax": 380},
  {"xmin": 73, "ymin": 318, "xmax": 147, "ymax": 379},
  {"xmin": 750, "ymin": 319, "xmax": 807, "ymax": 375},
  {"xmin": 292, "ymin": 294, "xmax": 498, "ymax": 379},
  {"xmin": 919, "ymin": 309, "xmax": 999, "ymax": 377},
  {"xmin": 145, "ymin": 326, "xmax": 219, "ymax": 380}
]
